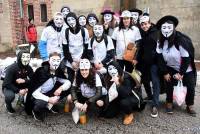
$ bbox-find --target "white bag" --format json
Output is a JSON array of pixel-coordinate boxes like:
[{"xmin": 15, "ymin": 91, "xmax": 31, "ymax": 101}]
[
  {"xmin": 108, "ymin": 83, "xmax": 118, "ymax": 102},
  {"xmin": 72, "ymin": 107, "xmax": 79, "ymax": 124},
  {"xmin": 173, "ymin": 80, "xmax": 187, "ymax": 106}
]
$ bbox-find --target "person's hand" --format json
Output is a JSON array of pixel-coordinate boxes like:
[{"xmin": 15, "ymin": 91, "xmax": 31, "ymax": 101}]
[
  {"xmin": 75, "ymin": 102, "xmax": 83, "ymax": 110},
  {"xmin": 48, "ymin": 96, "xmax": 59, "ymax": 105},
  {"xmin": 164, "ymin": 73, "xmax": 171, "ymax": 82},
  {"xmin": 54, "ymin": 87, "xmax": 63, "ymax": 96},
  {"xmin": 81, "ymin": 103, "xmax": 88, "ymax": 112},
  {"xmin": 110, "ymin": 76, "xmax": 120, "ymax": 85},
  {"xmin": 173, "ymin": 73, "xmax": 183, "ymax": 81},
  {"xmin": 132, "ymin": 60, "xmax": 138, "ymax": 65},
  {"xmin": 72, "ymin": 61, "xmax": 79, "ymax": 71},
  {"xmin": 16, "ymin": 78, "xmax": 25, "ymax": 84},
  {"xmin": 19, "ymin": 89, "xmax": 28, "ymax": 96}
]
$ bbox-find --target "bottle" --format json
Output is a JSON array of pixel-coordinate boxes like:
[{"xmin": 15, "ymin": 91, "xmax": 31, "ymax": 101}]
[
  {"xmin": 64, "ymin": 102, "xmax": 70, "ymax": 113},
  {"xmin": 79, "ymin": 111, "xmax": 87, "ymax": 124}
]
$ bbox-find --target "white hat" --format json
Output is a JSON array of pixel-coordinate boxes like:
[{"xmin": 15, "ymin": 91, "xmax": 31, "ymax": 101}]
[
  {"xmin": 79, "ymin": 59, "xmax": 91, "ymax": 69},
  {"xmin": 120, "ymin": 10, "xmax": 131, "ymax": 18},
  {"xmin": 139, "ymin": 15, "xmax": 150, "ymax": 24}
]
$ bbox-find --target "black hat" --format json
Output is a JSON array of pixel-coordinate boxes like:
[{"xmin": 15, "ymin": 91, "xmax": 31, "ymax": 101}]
[
  {"xmin": 101, "ymin": 9, "xmax": 114, "ymax": 15},
  {"xmin": 129, "ymin": 8, "xmax": 142, "ymax": 16},
  {"xmin": 156, "ymin": 15, "xmax": 179, "ymax": 29}
]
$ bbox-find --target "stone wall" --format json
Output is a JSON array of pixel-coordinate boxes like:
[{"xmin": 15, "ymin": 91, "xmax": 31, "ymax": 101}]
[
  {"xmin": 136, "ymin": 0, "xmax": 200, "ymax": 59},
  {"xmin": 0, "ymin": 0, "xmax": 13, "ymax": 52}
]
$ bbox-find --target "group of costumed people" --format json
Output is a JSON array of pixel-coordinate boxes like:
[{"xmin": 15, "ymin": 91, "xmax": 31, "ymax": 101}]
[{"xmin": 2, "ymin": 5, "xmax": 197, "ymax": 125}]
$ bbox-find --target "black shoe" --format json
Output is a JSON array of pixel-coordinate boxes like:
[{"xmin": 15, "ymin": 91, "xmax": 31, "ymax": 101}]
[
  {"xmin": 50, "ymin": 106, "xmax": 59, "ymax": 114},
  {"xmin": 186, "ymin": 106, "xmax": 196, "ymax": 117},
  {"xmin": 5, "ymin": 104, "xmax": 15, "ymax": 114},
  {"xmin": 32, "ymin": 110, "xmax": 44, "ymax": 121},
  {"xmin": 151, "ymin": 107, "xmax": 158, "ymax": 118}
]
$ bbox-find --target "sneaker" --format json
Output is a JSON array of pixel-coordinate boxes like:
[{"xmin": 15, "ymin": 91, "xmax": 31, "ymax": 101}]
[
  {"xmin": 5, "ymin": 104, "xmax": 15, "ymax": 114},
  {"xmin": 166, "ymin": 103, "xmax": 173, "ymax": 114},
  {"xmin": 151, "ymin": 107, "xmax": 158, "ymax": 118},
  {"xmin": 50, "ymin": 106, "xmax": 59, "ymax": 114},
  {"xmin": 186, "ymin": 106, "xmax": 196, "ymax": 117},
  {"xmin": 32, "ymin": 110, "xmax": 44, "ymax": 121}
]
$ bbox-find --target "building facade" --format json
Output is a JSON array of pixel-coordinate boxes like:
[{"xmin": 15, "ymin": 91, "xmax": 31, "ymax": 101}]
[{"xmin": 0, "ymin": 0, "xmax": 200, "ymax": 58}]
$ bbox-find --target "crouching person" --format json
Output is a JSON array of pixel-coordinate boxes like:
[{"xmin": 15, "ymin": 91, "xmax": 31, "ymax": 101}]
[
  {"xmin": 3, "ymin": 51, "xmax": 33, "ymax": 114},
  {"xmin": 69, "ymin": 59, "xmax": 105, "ymax": 124},
  {"xmin": 101, "ymin": 61, "xmax": 146, "ymax": 125},
  {"xmin": 25, "ymin": 52, "xmax": 71, "ymax": 121}
]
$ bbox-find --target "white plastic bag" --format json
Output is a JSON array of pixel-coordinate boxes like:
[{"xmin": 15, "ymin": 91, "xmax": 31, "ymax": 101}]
[
  {"xmin": 108, "ymin": 83, "xmax": 118, "ymax": 102},
  {"xmin": 173, "ymin": 80, "xmax": 187, "ymax": 106},
  {"xmin": 72, "ymin": 107, "xmax": 79, "ymax": 124}
]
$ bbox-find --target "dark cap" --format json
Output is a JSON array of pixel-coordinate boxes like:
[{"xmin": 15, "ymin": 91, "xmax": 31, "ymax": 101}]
[
  {"xmin": 156, "ymin": 15, "xmax": 179, "ymax": 29},
  {"xmin": 129, "ymin": 8, "xmax": 142, "ymax": 16},
  {"xmin": 101, "ymin": 9, "xmax": 114, "ymax": 15}
]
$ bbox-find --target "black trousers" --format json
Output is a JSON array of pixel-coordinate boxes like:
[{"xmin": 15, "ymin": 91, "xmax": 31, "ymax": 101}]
[
  {"xmin": 165, "ymin": 67, "xmax": 195, "ymax": 106},
  {"xmin": 119, "ymin": 96, "xmax": 140, "ymax": 114},
  {"xmin": 3, "ymin": 88, "xmax": 16, "ymax": 106},
  {"xmin": 117, "ymin": 59, "xmax": 133, "ymax": 73}
]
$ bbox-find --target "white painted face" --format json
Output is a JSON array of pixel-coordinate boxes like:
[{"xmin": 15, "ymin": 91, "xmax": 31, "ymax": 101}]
[
  {"xmin": 21, "ymin": 53, "xmax": 30, "ymax": 66},
  {"xmin": 61, "ymin": 8, "xmax": 70, "ymax": 18},
  {"xmin": 67, "ymin": 17, "xmax": 76, "ymax": 28},
  {"xmin": 161, "ymin": 22, "xmax": 174, "ymax": 38},
  {"xmin": 93, "ymin": 24, "xmax": 104, "ymax": 38},
  {"xmin": 88, "ymin": 17, "xmax": 97, "ymax": 27},
  {"xmin": 49, "ymin": 55, "xmax": 61, "ymax": 71},
  {"xmin": 131, "ymin": 12, "xmax": 139, "ymax": 24},
  {"xmin": 108, "ymin": 65, "xmax": 118, "ymax": 77},
  {"xmin": 78, "ymin": 16, "xmax": 86, "ymax": 26},
  {"xmin": 54, "ymin": 14, "xmax": 64, "ymax": 28},
  {"xmin": 103, "ymin": 14, "xmax": 112, "ymax": 23}
]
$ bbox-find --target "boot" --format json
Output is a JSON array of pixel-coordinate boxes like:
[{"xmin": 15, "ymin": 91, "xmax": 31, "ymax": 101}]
[
  {"xmin": 79, "ymin": 112, "xmax": 87, "ymax": 125},
  {"xmin": 123, "ymin": 113, "xmax": 134, "ymax": 125}
]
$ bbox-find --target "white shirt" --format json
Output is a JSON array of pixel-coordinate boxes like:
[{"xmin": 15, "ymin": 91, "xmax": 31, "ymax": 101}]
[
  {"xmin": 63, "ymin": 28, "xmax": 89, "ymax": 68},
  {"xmin": 32, "ymin": 77, "xmax": 71, "ymax": 102},
  {"xmin": 111, "ymin": 26, "xmax": 141, "ymax": 59},
  {"xmin": 156, "ymin": 40, "xmax": 192, "ymax": 72},
  {"xmin": 88, "ymin": 36, "xmax": 114, "ymax": 63},
  {"xmin": 73, "ymin": 73, "xmax": 102, "ymax": 98},
  {"xmin": 40, "ymin": 26, "xmax": 65, "ymax": 58}
]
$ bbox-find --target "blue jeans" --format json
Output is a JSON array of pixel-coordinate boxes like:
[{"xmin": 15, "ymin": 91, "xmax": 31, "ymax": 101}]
[{"xmin": 150, "ymin": 65, "xmax": 160, "ymax": 107}]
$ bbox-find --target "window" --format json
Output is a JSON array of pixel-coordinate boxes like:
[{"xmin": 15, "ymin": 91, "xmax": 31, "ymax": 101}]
[
  {"xmin": 40, "ymin": 4, "xmax": 47, "ymax": 22},
  {"xmin": 28, "ymin": 4, "xmax": 34, "ymax": 20}
]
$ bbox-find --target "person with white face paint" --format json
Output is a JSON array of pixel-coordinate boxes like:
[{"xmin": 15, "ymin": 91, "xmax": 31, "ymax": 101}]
[
  {"xmin": 69, "ymin": 59, "xmax": 106, "ymax": 124},
  {"xmin": 137, "ymin": 14, "xmax": 161, "ymax": 118},
  {"xmin": 112, "ymin": 10, "xmax": 141, "ymax": 73},
  {"xmin": 62, "ymin": 12, "xmax": 89, "ymax": 85},
  {"xmin": 88, "ymin": 24, "xmax": 115, "ymax": 74},
  {"xmin": 38, "ymin": 12, "xmax": 64, "ymax": 61},
  {"xmin": 156, "ymin": 15, "xmax": 197, "ymax": 116},
  {"xmin": 3, "ymin": 51, "xmax": 33, "ymax": 114},
  {"xmin": 86, "ymin": 13, "xmax": 99, "ymax": 38},
  {"xmin": 101, "ymin": 9, "xmax": 116, "ymax": 36},
  {"xmin": 100, "ymin": 61, "xmax": 146, "ymax": 124},
  {"xmin": 129, "ymin": 8, "xmax": 142, "ymax": 26},
  {"xmin": 25, "ymin": 52, "xmax": 71, "ymax": 121},
  {"xmin": 78, "ymin": 15, "xmax": 87, "ymax": 27}
]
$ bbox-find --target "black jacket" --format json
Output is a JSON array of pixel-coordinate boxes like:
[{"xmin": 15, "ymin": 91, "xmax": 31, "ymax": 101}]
[
  {"xmin": 2, "ymin": 51, "xmax": 33, "ymax": 93},
  {"xmin": 137, "ymin": 25, "xmax": 159, "ymax": 65}
]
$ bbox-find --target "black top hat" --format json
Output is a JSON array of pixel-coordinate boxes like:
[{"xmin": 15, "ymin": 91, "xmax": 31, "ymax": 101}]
[
  {"xmin": 101, "ymin": 9, "xmax": 115, "ymax": 15},
  {"xmin": 156, "ymin": 15, "xmax": 179, "ymax": 29},
  {"xmin": 129, "ymin": 8, "xmax": 142, "ymax": 16}
]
